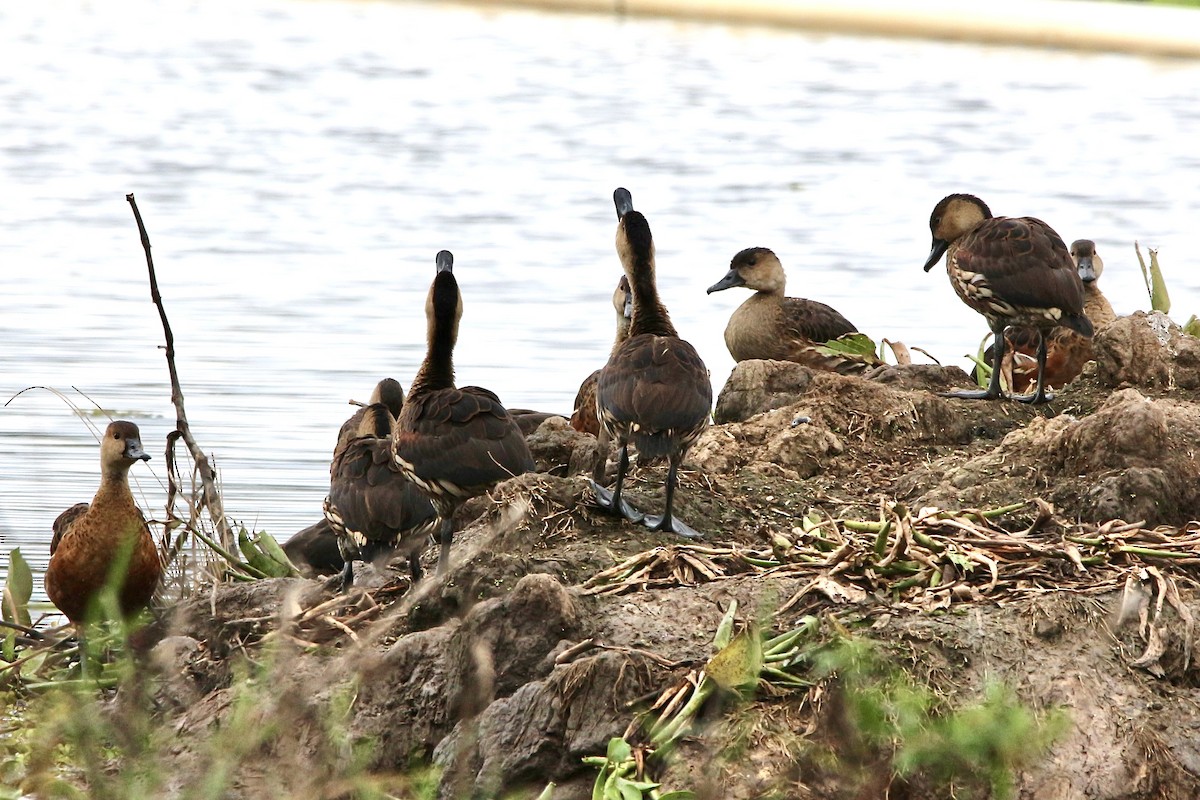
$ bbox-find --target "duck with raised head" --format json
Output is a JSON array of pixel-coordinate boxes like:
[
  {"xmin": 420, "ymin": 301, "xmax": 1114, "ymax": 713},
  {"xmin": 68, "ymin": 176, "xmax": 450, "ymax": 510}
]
[
  {"xmin": 571, "ymin": 274, "xmax": 632, "ymax": 436},
  {"xmin": 923, "ymin": 193, "xmax": 1093, "ymax": 404},
  {"xmin": 996, "ymin": 238, "xmax": 1117, "ymax": 394},
  {"xmin": 591, "ymin": 188, "xmax": 712, "ymax": 539},
  {"xmin": 45, "ymin": 420, "xmax": 161, "ymax": 625},
  {"xmin": 324, "ymin": 402, "xmax": 438, "ymax": 590},
  {"xmin": 392, "ymin": 250, "xmax": 534, "ymax": 574},
  {"xmin": 707, "ymin": 247, "xmax": 869, "ymax": 372}
]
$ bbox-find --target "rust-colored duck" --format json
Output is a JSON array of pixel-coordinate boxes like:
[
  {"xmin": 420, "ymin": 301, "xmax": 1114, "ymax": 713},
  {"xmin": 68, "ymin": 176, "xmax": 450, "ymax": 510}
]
[
  {"xmin": 923, "ymin": 193, "xmax": 1093, "ymax": 404},
  {"xmin": 324, "ymin": 402, "xmax": 438, "ymax": 589},
  {"xmin": 44, "ymin": 420, "xmax": 161, "ymax": 625},
  {"xmin": 707, "ymin": 247, "xmax": 867, "ymax": 372},
  {"xmin": 392, "ymin": 250, "xmax": 534, "ymax": 574},
  {"xmin": 591, "ymin": 188, "xmax": 712, "ymax": 539},
  {"xmin": 571, "ymin": 274, "xmax": 632, "ymax": 436}
]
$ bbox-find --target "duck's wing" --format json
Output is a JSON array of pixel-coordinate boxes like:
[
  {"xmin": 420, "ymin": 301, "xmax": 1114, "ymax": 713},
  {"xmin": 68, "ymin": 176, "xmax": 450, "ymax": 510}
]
[
  {"xmin": 957, "ymin": 217, "xmax": 1085, "ymax": 317},
  {"xmin": 779, "ymin": 297, "xmax": 859, "ymax": 343},
  {"xmin": 394, "ymin": 388, "xmax": 534, "ymax": 490},
  {"xmin": 598, "ymin": 334, "xmax": 712, "ymax": 434},
  {"xmin": 50, "ymin": 503, "xmax": 89, "ymax": 554}
]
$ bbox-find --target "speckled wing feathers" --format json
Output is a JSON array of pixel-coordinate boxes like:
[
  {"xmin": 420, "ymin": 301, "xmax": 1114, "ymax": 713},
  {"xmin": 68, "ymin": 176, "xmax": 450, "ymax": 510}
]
[
  {"xmin": 955, "ymin": 216, "xmax": 1086, "ymax": 320},
  {"xmin": 394, "ymin": 387, "xmax": 534, "ymax": 494},
  {"xmin": 50, "ymin": 503, "xmax": 89, "ymax": 554},
  {"xmin": 327, "ymin": 437, "xmax": 436, "ymax": 555}
]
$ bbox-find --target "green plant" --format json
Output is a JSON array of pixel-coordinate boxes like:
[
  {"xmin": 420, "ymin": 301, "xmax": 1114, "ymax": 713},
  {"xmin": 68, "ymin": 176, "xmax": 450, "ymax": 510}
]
[
  {"xmin": 815, "ymin": 637, "xmax": 1067, "ymax": 799},
  {"xmin": 1135, "ymin": 241, "xmax": 1170, "ymax": 313}
]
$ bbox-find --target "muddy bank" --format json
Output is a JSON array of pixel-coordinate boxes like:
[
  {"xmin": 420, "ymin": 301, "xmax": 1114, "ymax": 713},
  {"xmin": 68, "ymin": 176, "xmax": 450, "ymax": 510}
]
[{"xmin": 146, "ymin": 310, "xmax": 1200, "ymax": 799}]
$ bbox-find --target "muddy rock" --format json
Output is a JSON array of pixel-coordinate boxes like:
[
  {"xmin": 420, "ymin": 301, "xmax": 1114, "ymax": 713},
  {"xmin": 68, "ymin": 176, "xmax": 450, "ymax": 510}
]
[
  {"xmin": 919, "ymin": 388, "xmax": 1200, "ymax": 525},
  {"xmin": 1094, "ymin": 311, "xmax": 1200, "ymax": 390},
  {"xmin": 524, "ymin": 415, "xmax": 599, "ymax": 477}
]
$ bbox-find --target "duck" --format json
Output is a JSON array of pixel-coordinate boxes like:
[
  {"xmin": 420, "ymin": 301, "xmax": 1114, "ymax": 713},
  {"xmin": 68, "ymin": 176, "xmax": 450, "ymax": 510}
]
[
  {"xmin": 571, "ymin": 274, "xmax": 632, "ymax": 436},
  {"xmin": 923, "ymin": 193, "xmax": 1093, "ymax": 404},
  {"xmin": 392, "ymin": 250, "xmax": 534, "ymax": 574},
  {"xmin": 590, "ymin": 188, "xmax": 713, "ymax": 539},
  {"xmin": 44, "ymin": 420, "xmax": 162, "ymax": 625},
  {"xmin": 283, "ymin": 377, "xmax": 409, "ymax": 578},
  {"xmin": 324, "ymin": 401, "xmax": 438, "ymax": 590},
  {"xmin": 707, "ymin": 247, "xmax": 869, "ymax": 372},
  {"xmin": 996, "ymin": 238, "xmax": 1117, "ymax": 394}
]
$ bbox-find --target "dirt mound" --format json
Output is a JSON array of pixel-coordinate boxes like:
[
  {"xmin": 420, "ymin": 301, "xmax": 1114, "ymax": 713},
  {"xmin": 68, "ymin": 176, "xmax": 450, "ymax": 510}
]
[{"xmin": 134, "ymin": 321, "xmax": 1200, "ymax": 799}]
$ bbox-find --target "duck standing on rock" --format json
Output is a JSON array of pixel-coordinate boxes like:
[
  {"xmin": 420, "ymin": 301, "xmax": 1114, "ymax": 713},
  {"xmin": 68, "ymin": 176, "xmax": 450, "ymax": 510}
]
[
  {"xmin": 325, "ymin": 402, "xmax": 438, "ymax": 590},
  {"xmin": 707, "ymin": 246, "xmax": 868, "ymax": 373},
  {"xmin": 923, "ymin": 193, "xmax": 1093, "ymax": 404},
  {"xmin": 571, "ymin": 274, "xmax": 632, "ymax": 436},
  {"xmin": 591, "ymin": 188, "xmax": 712, "ymax": 539},
  {"xmin": 45, "ymin": 420, "xmax": 162, "ymax": 625},
  {"xmin": 392, "ymin": 250, "xmax": 534, "ymax": 574}
]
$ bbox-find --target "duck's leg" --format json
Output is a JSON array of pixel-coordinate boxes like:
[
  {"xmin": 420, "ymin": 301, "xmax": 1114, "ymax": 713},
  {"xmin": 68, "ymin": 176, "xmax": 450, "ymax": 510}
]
[
  {"xmin": 409, "ymin": 554, "xmax": 423, "ymax": 584},
  {"xmin": 338, "ymin": 559, "xmax": 355, "ymax": 591},
  {"xmin": 1013, "ymin": 330, "xmax": 1054, "ymax": 404},
  {"xmin": 644, "ymin": 455, "xmax": 702, "ymax": 540},
  {"xmin": 943, "ymin": 321, "xmax": 1007, "ymax": 400},
  {"xmin": 591, "ymin": 443, "xmax": 646, "ymax": 523},
  {"xmin": 435, "ymin": 517, "xmax": 455, "ymax": 575}
]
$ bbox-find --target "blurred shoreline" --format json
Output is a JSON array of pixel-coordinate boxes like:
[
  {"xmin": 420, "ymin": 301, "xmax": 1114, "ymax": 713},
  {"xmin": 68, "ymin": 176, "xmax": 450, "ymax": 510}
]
[{"xmin": 459, "ymin": 0, "xmax": 1200, "ymax": 58}]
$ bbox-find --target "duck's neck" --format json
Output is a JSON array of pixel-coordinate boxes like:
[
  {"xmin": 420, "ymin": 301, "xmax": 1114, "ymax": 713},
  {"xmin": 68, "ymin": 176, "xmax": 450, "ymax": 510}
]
[
  {"xmin": 95, "ymin": 465, "xmax": 134, "ymax": 504},
  {"xmin": 625, "ymin": 251, "xmax": 678, "ymax": 338},
  {"xmin": 410, "ymin": 322, "xmax": 456, "ymax": 397}
]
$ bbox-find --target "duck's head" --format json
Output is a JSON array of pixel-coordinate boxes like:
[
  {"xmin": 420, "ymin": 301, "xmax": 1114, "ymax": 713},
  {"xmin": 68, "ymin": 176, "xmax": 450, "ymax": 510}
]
[
  {"xmin": 102, "ymin": 420, "xmax": 151, "ymax": 468},
  {"xmin": 355, "ymin": 402, "xmax": 394, "ymax": 439},
  {"xmin": 613, "ymin": 275, "xmax": 632, "ymax": 323},
  {"xmin": 708, "ymin": 247, "xmax": 785, "ymax": 294},
  {"xmin": 614, "ymin": 190, "xmax": 654, "ymax": 279},
  {"xmin": 923, "ymin": 193, "xmax": 993, "ymax": 272},
  {"xmin": 427, "ymin": 251, "xmax": 463, "ymax": 343},
  {"xmin": 1070, "ymin": 239, "xmax": 1104, "ymax": 284},
  {"xmin": 368, "ymin": 378, "xmax": 405, "ymax": 419}
]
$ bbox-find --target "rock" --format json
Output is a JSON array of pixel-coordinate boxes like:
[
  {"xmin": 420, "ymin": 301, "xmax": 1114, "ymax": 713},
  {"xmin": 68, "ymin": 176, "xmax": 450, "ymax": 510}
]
[
  {"xmin": 1094, "ymin": 311, "xmax": 1200, "ymax": 389},
  {"xmin": 713, "ymin": 359, "xmax": 816, "ymax": 424},
  {"xmin": 524, "ymin": 415, "xmax": 599, "ymax": 477}
]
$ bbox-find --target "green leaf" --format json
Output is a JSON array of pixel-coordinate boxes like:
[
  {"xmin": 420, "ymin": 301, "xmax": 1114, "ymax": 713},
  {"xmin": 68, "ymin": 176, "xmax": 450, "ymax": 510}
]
[
  {"xmin": 656, "ymin": 793, "xmax": 698, "ymax": 800},
  {"xmin": 1183, "ymin": 315, "xmax": 1200, "ymax": 338},
  {"xmin": 604, "ymin": 737, "xmax": 632, "ymax": 763},
  {"xmin": 706, "ymin": 628, "xmax": 764, "ymax": 695},
  {"xmin": 1148, "ymin": 247, "xmax": 1171, "ymax": 314},
  {"xmin": 815, "ymin": 332, "xmax": 879, "ymax": 359},
  {"xmin": 256, "ymin": 530, "xmax": 300, "ymax": 576},
  {"xmin": 3, "ymin": 549, "xmax": 33, "ymax": 626},
  {"xmin": 712, "ymin": 600, "xmax": 738, "ymax": 651},
  {"xmin": 535, "ymin": 782, "xmax": 555, "ymax": 800},
  {"xmin": 237, "ymin": 528, "xmax": 294, "ymax": 579}
]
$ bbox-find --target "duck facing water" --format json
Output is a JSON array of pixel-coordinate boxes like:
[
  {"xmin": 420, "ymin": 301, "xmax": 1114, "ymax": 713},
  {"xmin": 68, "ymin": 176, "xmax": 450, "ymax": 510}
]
[
  {"xmin": 45, "ymin": 421, "xmax": 161, "ymax": 625},
  {"xmin": 923, "ymin": 193, "xmax": 1093, "ymax": 404},
  {"xmin": 707, "ymin": 247, "xmax": 865, "ymax": 372},
  {"xmin": 325, "ymin": 401, "xmax": 438, "ymax": 590},
  {"xmin": 591, "ymin": 188, "xmax": 712, "ymax": 539},
  {"xmin": 392, "ymin": 250, "xmax": 534, "ymax": 574}
]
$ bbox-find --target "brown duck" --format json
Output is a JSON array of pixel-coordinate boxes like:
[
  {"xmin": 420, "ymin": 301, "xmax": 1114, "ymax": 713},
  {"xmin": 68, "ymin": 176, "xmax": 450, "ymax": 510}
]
[
  {"xmin": 44, "ymin": 420, "xmax": 161, "ymax": 625},
  {"xmin": 923, "ymin": 193, "xmax": 1093, "ymax": 404},
  {"xmin": 325, "ymin": 401, "xmax": 438, "ymax": 590},
  {"xmin": 571, "ymin": 274, "xmax": 632, "ymax": 436},
  {"xmin": 707, "ymin": 247, "xmax": 868, "ymax": 372},
  {"xmin": 392, "ymin": 250, "xmax": 534, "ymax": 574},
  {"xmin": 591, "ymin": 188, "xmax": 712, "ymax": 539},
  {"xmin": 999, "ymin": 238, "xmax": 1117, "ymax": 393}
]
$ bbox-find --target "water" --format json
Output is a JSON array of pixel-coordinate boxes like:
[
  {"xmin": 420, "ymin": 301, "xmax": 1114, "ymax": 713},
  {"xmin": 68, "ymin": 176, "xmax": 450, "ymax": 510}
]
[{"xmin": 3, "ymin": 0, "xmax": 1200, "ymax": 602}]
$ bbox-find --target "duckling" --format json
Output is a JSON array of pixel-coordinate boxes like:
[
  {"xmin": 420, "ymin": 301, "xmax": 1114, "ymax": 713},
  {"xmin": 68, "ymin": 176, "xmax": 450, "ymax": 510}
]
[
  {"xmin": 392, "ymin": 250, "xmax": 534, "ymax": 574},
  {"xmin": 591, "ymin": 188, "xmax": 712, "ymax": 539},
  {"xmin": 44, "ymin": 420, "xmax": 161, "ymax": 625},
  {"xmin": 707, "ymin": 247, "xmax": 867, "ymax": 372},
  {"xmin": 923, "ymin": 193, "xmax": 1093, "ymax": 404},
  {"xmin": 999, "ymin": 238, "xmax": 1117, "ymax": 393},
  {"xmin": 324, "ymin": 402, "xmax": 438, "ymax": 590},
  {"xmin": 571, "ymin": 275, "xmax": 632, "ymax": 436}
]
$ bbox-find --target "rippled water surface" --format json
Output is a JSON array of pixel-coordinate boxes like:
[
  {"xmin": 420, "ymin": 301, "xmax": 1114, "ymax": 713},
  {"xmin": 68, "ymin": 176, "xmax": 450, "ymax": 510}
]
[{"xmin": 3, "ymin": 0, "xmax": 1200, "ymax": 599}]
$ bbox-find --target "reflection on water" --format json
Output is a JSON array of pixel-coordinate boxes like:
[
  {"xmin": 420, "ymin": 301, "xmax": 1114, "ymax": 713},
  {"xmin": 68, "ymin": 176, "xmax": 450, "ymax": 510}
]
[{"xmin": 3, "ymin": 0, "xmax": 1200, "ymax": 599}]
